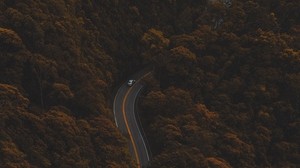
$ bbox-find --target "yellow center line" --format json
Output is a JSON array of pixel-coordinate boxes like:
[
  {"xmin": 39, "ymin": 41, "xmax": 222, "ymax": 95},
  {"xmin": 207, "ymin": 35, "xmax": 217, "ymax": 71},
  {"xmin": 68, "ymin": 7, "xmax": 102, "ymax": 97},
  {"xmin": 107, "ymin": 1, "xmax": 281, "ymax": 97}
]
[
  {"xmin": 122, "ymin": 86, "xmax": 141, "ymax": 168},
  {"xmin": 122, "ymin": 72, "xmax": 152, "ymax": 168}
]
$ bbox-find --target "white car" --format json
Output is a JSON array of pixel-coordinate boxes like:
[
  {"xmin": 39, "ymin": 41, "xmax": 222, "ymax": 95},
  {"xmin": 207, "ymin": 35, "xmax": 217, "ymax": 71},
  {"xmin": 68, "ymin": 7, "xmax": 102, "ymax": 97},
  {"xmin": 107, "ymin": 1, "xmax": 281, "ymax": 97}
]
[{"xmin": 127, "ymin": 79, "xmax": 136, "ymax": 87}]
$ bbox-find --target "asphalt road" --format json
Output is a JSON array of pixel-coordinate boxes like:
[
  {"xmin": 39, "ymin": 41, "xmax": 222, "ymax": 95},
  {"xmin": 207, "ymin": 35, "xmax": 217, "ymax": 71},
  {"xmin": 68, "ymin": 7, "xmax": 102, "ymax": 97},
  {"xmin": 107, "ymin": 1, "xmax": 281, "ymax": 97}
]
[{"xmin": 113, "ymin": 71, "xmax": 151, "ymax": 168}]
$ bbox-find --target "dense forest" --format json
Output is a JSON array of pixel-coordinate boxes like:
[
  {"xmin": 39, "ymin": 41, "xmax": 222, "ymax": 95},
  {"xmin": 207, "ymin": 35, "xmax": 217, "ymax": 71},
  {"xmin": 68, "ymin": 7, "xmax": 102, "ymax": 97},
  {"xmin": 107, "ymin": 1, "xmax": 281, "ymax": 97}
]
[
  {"xmin": 0, "ymin": 0, "xmax": 299, "ymax": 168},
  {"xmin": 0, "ymin": 0, "xmax": 141, "ymax": 167},
  {"xmin": 139, "ymin": 0, "xmax": 300, "ymax": 167}
]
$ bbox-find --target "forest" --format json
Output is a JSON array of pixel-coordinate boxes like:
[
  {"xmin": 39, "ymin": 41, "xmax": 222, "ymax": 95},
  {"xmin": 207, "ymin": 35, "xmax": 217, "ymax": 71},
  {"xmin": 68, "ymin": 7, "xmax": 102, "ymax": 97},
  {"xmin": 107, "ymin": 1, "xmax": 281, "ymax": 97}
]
[{"xmin": 0, "ymin": 0, "xmax": 299, "ymax": 167}]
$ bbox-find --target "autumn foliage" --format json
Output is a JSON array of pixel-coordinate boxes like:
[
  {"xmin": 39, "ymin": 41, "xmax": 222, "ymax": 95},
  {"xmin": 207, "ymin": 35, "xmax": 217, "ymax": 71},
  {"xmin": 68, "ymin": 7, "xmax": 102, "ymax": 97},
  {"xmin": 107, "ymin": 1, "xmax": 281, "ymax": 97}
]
[
  {"xmin": 139, "ymin": 0, "xmax": 299, "ymax": 167},
  {"xmin": 0, "ymin": 0, "xmax": 141, "ymax": 167},
  {"xmin": 0, "ymin": 0, "xmax": 299, "ymax": 167}
]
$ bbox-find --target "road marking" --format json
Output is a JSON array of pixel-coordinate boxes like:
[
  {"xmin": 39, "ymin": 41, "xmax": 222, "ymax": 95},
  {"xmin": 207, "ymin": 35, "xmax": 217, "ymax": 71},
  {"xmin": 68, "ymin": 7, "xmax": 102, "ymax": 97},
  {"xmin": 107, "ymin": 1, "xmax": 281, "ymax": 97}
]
[
  {"xmin": 123, "ymin": 87, "xmax": 141, "ymax": 168},
  {"xmin": 133, "ymin": 86, "xmax": 150, "ymax": 161},
  {"xmin": 120, "ymin": 71, "xmax": 152, "ymax": 168},
  {"xmin": 113, "ymin": 72, "xmax": 151, "ymax": 127}
]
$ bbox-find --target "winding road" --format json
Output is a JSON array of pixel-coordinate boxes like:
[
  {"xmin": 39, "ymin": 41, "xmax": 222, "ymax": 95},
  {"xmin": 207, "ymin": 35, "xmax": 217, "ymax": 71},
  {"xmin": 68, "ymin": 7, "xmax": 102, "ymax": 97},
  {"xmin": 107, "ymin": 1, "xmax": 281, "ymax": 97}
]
[{"xmin": 113, "ymin": 70, "xmax": 151, "ymax": 168}]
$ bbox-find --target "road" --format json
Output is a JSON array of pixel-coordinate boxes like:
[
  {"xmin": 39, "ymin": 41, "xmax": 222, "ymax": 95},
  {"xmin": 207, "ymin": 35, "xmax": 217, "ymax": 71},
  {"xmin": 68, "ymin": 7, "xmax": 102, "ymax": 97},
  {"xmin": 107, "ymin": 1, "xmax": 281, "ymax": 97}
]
[{"xmin": 113, "ymin": 70, "xmax": 151, "ymax": 168}]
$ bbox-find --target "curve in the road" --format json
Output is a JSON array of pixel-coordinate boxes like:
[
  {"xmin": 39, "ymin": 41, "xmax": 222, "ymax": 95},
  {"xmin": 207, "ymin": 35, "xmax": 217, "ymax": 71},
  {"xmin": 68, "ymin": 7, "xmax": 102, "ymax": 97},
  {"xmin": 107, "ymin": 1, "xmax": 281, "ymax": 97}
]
[
  {"xmin": 122, "ymin": 86, "xmax": 140, "ymax": 166},
  {"xmin": 113, "ymin": 71, "xmax": 151, "ymax": 168}
]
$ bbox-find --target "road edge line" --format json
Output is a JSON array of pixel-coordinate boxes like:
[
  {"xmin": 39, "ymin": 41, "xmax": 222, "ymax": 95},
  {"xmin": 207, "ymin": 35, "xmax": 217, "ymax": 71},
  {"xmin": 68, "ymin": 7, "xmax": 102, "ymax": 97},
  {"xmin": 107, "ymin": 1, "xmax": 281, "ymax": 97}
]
[{"xmin": 132, "ymin": 86, "xmax": 150, "ymax": 161}]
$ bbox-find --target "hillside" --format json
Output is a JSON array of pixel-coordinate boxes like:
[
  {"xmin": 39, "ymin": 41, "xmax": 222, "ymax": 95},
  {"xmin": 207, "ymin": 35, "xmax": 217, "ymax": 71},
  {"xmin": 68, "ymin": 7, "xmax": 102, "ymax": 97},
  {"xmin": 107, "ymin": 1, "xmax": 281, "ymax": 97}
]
[
  {"xmin": 139, "ymin": 0, "xmax": 300, "ymax": 167},
  {"xmin": 0, "ymin": 0, "xmax": 143, "ymax": 167},
  {"xmin": 0, "ymin": 0, "xmax": 299, "ymax": 167}
]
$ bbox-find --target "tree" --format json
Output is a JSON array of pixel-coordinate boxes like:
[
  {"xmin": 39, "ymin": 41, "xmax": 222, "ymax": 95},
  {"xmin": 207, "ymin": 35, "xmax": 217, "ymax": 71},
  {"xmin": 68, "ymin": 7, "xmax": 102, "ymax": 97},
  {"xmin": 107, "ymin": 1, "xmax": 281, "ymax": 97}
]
[
  {"xmin": 206, "ymin": 157, "xmax": 232, "ymax": 168},
  {"xmin": 0, "ymin": 27, "xmax": 23, "ymax": 52},
  {"xmin": 142, "ymin": 28, "xmax": 170, "ymax": 49},
  {"xmin": 22, "ymin": 54, "xmax": 58, "ymax": 109},
  {"xmin": 0, "ymin": 141, "xmax": 31, "ymax": 168},
  {"xmin": 4, "ymin": 7, "xmax": 44, "ymax": 51},
  {"xmin": 142, "ymin": 90, "xmax": 166, "ymax": 115},
  {"xmin": 151, "ymin": 146, "xmax": 207, "ymax": 168},
  {"xmin": 165, "ymin": 46, "xmax": 196, "ymax": 78},
  {"xmin": 47, "ymin": 83, "xmax": 74, "ymax": 106},
  {"xmin": 164, "ymin": 87, "xmax": 193, "ymax": 115},
  {"xmin": 219, "ymin": 133, "xmax": 255, "ymax": 167},
  {"xmin": 141, "ymin": 28, "xmax": 170, "ymax": 67}
]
